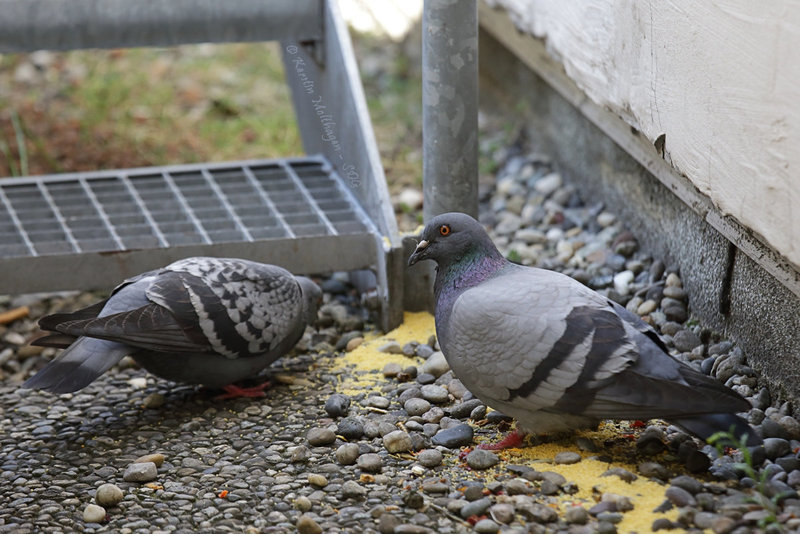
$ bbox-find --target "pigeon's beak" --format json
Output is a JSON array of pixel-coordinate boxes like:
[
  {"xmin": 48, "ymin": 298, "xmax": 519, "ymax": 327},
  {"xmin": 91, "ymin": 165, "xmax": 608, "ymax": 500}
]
[{"xmin": 408, "ymin": 239, "xmax": 429, "ymax": 266}]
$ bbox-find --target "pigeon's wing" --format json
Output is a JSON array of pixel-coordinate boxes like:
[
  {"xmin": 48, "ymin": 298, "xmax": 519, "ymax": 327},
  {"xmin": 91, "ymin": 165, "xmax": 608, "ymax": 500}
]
[
  {"xmin": 445, "ymin": 267, "xmax": 638, "ymax": 414},
  {"xmin": 31, "ymin": 333, "xmax": 78, "ymax": 348},
  {"xmin": 147, "ymin": 258, "xmax": 305, "ymax": 358},
  {"xmin": 47, "ymin": 299, "xmax": 212, "ymax": 353},
  {"xmin": 571, "ymin": 325, "xmax": 752, "ymax": 418},
  {"xmin": 36, "ymin": 267, "xmax": 159, "ymax": 333},
  {"xmin": 38, "ymin": 299, "xmax": 109, "ymax": 332}
]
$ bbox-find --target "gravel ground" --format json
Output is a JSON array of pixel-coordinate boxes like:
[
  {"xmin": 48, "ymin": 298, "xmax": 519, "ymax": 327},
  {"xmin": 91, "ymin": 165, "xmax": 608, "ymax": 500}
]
[{"xmin": 3, "ymin": 149, "xmax": 800, "ymax": 534}]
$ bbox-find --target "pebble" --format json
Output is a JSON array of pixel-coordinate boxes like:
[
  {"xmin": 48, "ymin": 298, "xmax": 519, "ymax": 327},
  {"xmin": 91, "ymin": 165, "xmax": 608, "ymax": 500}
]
[
  {"xmin": 465, "ymin": 449, "xmax": 500, "ymax": 470},
  {"xmin": 673, "ymin": 329, "xmax": 702, "ymax": 352},
  {"xmin": 141, "ymin": 392, "xmax": 165, "ymax": 409},
  {"xmin": 638, "ymin": 461, "xmax": 670, "ymax": 481},
  {"xmin": 420, "ymin": 384, "xmax": 449, "ymax": 403},
  {"xmin": 651, "ymin": 517, "xmax": 674, "ymax": 531},
  {"xmin": 291, "ymin": 444, "xmax": 311, "ymax": 462},
  {"xmin": 504, "ymin": 478, "xmax": 531, "ymax": 495},
  {"xmin": 324, "ymin": 393, "xmax": 351, "ymax": 417},
  {"xmin": 383, "ymin": 430, "xmax": 413, "ymax": 453},
  {"xmin": 294, "ymin": 496, "xmax": 312, "ymax": 511},
  {"xmin": 95, "ymin": 483, "xmax": 124, "ymax": 507},
  {"xmin": 470, "ymin": 405, "xmax": 487, "ymax": 420},
  {"xmin": 554, "ymin": 451, "xmax": 581, "ymax": 464},
  {"xmin": 378, "ymin": 341, "xmax": 403, "ymax": 354},
  {"xmin": 378, "ymin": 514, "xmax": 401, "ymax": 533},
  {"xmin": 382, "ymin": 362, "xmax": 402, "ymax": 377},
  {"xmin": 612, "ymin": 270, "xmax": 634, "ymax": 295},
  {"xmin": 420, "ymin": 351, "xmax": 449, "ymax": 377},
  {"xmin": 601, "ymin": 467, "xmax": 637, "ymax": 482},
  {"xmin": 341, "ymin": 480, "xmax": 367, "ymax": 499},
  {"xmin": 357, "ymin": 453, "xmax": 383, "ymax": 472},
  {"xmin": 416, "ymin": 372, "xmax": 435, "ymax": 384},
  {"xmin": 134, "ymin": 453, "xmax": 165, "ymax": 467},
  {"xmin": 473, "ymin": 518, "xmax": 500, "ymax": 533},
  {"xmin": 564, "ymin": 505, "xmax": 589, "ymax": 524},
  {"xmin": 665, "ymin": 486, "xmax": 696, "ymax": 507},
  {"xmin": 431, "ymin": 424, "xmax": 474, "ymax": 448},
  {"xmin": 336, "ymin": 443, "xmax": 360, "ymax": 465},
  {"xmin": 534, "ymin": 172, "xmax": 562, "ymax": 196},
  {"xmin": 307, "ymin": 427, "xmax": 336, "ymax": 446},
  {"xmin": 83, "ymin": 503, "xmax": 106, "ymax": 523},
  {"xmin": 488, "ymin": 503, "xmax": 514, "ymax": 524},
  {"xmin": 346, "ymin": 336, "xmax": 364, "ymax": 351},
  {"xmin": 763, "ymin": 437, "xmax": 791, "ymax": 460},
  {"xmin": 780, "ymin": 415, "xmax": 800, "ymax": 440},
  {"xmin": 460, "ymin": 497, "xmax": 492, "ymax": 519},
  {"xmin": 417, "ymin": 449, "xmax": 443, "ymax": 468},
  {"xmin": 366, "ymin": 395, "xmax": 391, "ymax": 409},
  {"xmin": 338, "ymin": 417, "xmax": 365, "ymax": 439},
  {"xmin": 307, "ymin": 474, "xmax": 328, "ymax": 487},
  {"xmin": 123, "ymin": 462, "xmax": 157, "ymax": 482},
  {"xmin": 449, "ymin": 399, "xmax": 484, "ymax": 419},
  {"xmin": 670, "ymin": 475, "xmax": 703, "ymax": 494},
  {"xmin": 404, "ymin": 398, "xmax": 431, "ymax": 416},
  {"xmin": 296, "ymin": 514, "xmax": 323, "ymax": 534}
]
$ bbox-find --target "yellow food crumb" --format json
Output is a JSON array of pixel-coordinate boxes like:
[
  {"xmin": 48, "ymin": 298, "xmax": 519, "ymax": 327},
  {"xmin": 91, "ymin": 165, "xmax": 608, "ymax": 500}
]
[
  {"xmin": 505, "ymin": 438, "xmax": 679, "ymax": 533},
  {"xmin": 333, "ymin": 312, "xmax": 436, "ymax": 395}
]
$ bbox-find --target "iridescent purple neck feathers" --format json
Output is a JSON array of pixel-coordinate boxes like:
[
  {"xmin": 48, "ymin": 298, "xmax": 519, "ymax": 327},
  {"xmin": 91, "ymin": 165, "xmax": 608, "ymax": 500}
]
[{"xmin": 434, "ymin": 249, "xmax": 509, "ymax": 329}]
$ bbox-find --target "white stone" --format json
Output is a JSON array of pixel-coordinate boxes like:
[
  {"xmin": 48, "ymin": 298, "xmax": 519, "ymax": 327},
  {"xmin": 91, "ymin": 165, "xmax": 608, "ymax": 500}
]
[
  {"xmin": 613, "ymin": 270, "xmax": 635, "ymax": 295},
  {"xmin": 83, "ymin": 504, "xmax": 106, "ymax": 523},
  {"xmin": 534, "ymin": 172, "xmax": 562, "ymax": 196},
  {"xmin": 597, "ymin": 211, "xmax": 617, "ymax": 227},
  {"xmin": 127, "ymin": 377, "xmax": 148, "ymax": 389},
  {"xmin": 396, "ymin": 188, "xmax": 423, "ymax": 210}
]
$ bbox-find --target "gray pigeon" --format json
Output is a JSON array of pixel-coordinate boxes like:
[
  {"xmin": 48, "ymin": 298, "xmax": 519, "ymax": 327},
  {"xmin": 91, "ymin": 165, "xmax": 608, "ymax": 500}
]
[
  {"xmin": 408, "ymin": 212, "xmax": 760, "ymax": 447},
  {"xmin": 23, "ymin": 257, "xmax": 321, "ymax": 397}
]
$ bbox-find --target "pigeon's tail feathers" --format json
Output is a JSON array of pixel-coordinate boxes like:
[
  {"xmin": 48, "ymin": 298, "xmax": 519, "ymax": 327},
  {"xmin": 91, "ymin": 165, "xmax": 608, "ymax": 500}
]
[
  {"xmin": 22, "ymin": 338, "xmax": 130, "ymax": 393},
  {"xmin": 671, "ymin": 413, "xmax": 762, "ymax": 447}
]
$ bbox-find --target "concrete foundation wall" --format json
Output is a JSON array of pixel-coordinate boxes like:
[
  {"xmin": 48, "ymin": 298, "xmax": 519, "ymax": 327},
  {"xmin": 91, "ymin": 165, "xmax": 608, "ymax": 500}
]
[{"xmin": 479, "ymin": 28, "xmax": 800, "ymax": 402}]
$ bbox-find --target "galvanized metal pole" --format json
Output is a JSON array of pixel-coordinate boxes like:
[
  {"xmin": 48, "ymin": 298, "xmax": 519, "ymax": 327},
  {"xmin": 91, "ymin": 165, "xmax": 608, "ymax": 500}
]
[{"xmin": 422, "ymin": 0, "xmax": 479, "ymax": 220}]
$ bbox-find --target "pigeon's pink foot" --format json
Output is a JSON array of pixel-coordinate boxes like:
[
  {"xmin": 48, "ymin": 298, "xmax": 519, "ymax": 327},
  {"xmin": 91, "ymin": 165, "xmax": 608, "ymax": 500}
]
[
  {"xmin": 459, "ymin": 429, "xmax": 528, "ymax": 460},
  {"xmin": 214, "ymin": 381, "xmax": 272, "ymax": 400},
  {"xmin": 477, "ymin": 429, "xmax": 527, "ymax": 451}
]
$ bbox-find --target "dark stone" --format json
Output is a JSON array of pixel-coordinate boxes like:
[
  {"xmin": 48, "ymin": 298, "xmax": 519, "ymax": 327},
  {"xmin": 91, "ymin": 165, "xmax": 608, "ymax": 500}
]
[
  {"xmin": 485, "ymin": 411, "xmax": 513, "ymax": 424},
  {"xmin": 431, "ymin": 424, "xmax": 474, "ymax": 449},
  {"xmin": 762, "ymin": 419, "xmax": 791, "ymax": 440},
  {"xmin": 448, "ymin": 399, "xmax": 484, "ymax": 419},
  {"xmin": 416, "ymin": 373, "xmax": 436, "ymax": 385},
  {"xmin": 685, "ymin": 449, "xmax": 711, "ymax": 474},
  {"xmin": 324, "ymin": 394, "xmax": 351, "ymax": 418},
  {"xmin": 652, "ymin": 518, "xmax": 675, "ymax": 531},
  {"xmin": 337, "ymin": 417, "xmax": 364, "ymax": 440},
  {"xmin": 670, "ymin": 475, "xmax": 703, "ymax": 494}
]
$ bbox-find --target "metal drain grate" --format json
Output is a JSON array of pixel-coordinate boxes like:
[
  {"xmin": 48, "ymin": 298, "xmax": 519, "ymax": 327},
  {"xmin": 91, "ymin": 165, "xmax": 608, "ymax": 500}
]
[{"xmin": 0, "ymin": 156, "xmax": 373, "ymax": 258}]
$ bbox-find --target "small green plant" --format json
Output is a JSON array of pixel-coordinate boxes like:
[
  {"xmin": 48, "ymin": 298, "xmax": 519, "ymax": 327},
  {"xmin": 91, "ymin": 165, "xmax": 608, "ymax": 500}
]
[
  {"xmin": 708, "ymin": 429, "xmax": 787, "ymax": 530},
  {"xmin": 506, "ymin": 249, "xmax": 522, "ymax": 264},
  {"xmin": 0, "ymin": 109, "xmax": 28, "ymax": 177}
]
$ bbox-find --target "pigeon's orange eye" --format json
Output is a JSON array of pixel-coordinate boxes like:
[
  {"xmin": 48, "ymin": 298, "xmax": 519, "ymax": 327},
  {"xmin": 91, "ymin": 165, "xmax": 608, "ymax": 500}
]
[{"xmin": 439, "ymin": 225, "xmax": 451, "ymax": 236}]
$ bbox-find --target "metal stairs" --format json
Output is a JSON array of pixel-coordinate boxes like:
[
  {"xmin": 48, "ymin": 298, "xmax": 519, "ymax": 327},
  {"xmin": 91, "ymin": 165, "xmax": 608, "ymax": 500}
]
[{"xmin": 0, "ymin": 0, "xmax": 403, "ymax": 330}]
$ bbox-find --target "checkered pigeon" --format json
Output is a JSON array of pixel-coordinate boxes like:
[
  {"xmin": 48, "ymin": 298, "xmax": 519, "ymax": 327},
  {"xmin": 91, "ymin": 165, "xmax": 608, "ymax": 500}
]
[
  {"xmin": 23, "ymin": 257, "xmax": 321, "ymax": 393},
  {"xmin": 408, "ymin": 212, "xmax": 760, "ymax": 446}
]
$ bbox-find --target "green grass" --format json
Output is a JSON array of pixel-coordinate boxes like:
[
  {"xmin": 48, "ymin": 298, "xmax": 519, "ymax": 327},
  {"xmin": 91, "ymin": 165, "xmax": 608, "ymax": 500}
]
[{"xmin": 0, "ymin": 36, "xmax": 424, "ymax": 191}]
